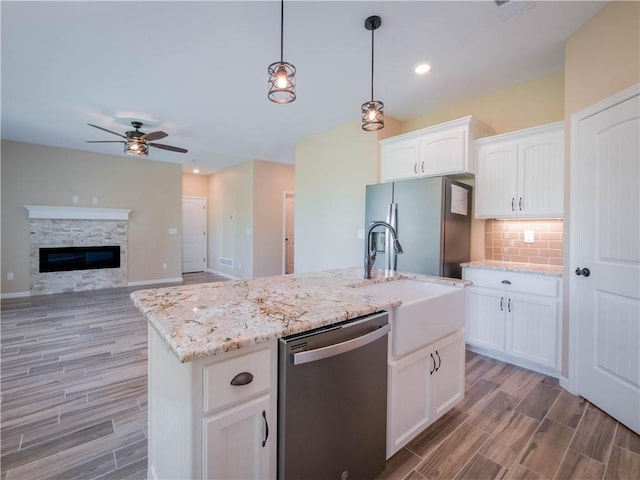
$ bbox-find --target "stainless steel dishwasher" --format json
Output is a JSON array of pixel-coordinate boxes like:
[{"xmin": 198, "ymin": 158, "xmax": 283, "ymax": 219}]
[{"xmin": 278, "ymin": 311, "xmax": 389, "ymax": 480}]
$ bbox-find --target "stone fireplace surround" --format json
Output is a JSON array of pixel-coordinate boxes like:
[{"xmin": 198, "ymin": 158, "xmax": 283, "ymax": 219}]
[{"xmin": 26, "ymin": 206, "xmax": 132, "ymax": 295}]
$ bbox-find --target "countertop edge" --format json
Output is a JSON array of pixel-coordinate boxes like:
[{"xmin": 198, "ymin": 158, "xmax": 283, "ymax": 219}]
[{"xmin": 461, "ymin": 261, "xmax": 563, "ymax": 277}]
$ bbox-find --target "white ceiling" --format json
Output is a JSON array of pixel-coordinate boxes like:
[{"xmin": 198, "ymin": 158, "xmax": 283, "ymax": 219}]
[{"xmin": 1, "ymin": 1, "xmax": 607, "ymax": 174}]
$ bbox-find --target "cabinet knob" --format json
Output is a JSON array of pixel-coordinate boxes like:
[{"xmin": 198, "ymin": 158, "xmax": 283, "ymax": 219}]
[
  {"xmin": 575, "ymin": 267, "xmax": 591, "ymax": 277},
  {"xmin": 230, "ymin": 371, "xmax": 254, "ymax": 386}
]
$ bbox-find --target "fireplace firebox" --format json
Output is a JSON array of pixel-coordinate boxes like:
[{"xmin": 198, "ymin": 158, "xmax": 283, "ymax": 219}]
[{"xmin": 39, "ymin": 246, "xmax": 121, "ymax": 273}]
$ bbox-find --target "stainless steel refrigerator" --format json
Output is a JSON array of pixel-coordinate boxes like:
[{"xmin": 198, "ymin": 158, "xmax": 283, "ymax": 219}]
[{"xmin": 365, "ymin": 176, "xmax": 472, "ymax": 279}]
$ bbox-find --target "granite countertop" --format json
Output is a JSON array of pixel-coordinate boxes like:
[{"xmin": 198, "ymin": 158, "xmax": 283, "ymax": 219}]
[
  {"xmin": 461, "ymin": 260, "xmax": 563, "ymax": 276},
  {"xmin": 130, "ymin": 267, "xmax": 468, "ymax": 363}
]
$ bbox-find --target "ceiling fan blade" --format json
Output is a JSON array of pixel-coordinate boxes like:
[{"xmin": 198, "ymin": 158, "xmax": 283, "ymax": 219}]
[
  {"xmin": 85, "ymin": 140, "xmax": 126, "ymax": 143},
  {"xmin": 87, "ymin": 123, "xmax": 127, "ymax": 138},
  {"xmin": 149, "ymin": 142, "xmax": 188, "ymax": 153},
  {"xmin": 141, "ymin": 131, "xmax": 168, "ymax": 141}
]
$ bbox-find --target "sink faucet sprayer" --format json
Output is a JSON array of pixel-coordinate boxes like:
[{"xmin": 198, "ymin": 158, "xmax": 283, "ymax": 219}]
[{"xmin": 364, "ymin": 221, "xmax": 403, "ymax": 279}]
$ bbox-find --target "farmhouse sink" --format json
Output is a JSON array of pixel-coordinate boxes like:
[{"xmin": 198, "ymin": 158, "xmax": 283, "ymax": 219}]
[{"xmin": 359, "ymin": 279, "xmax": 465, "ymax": 357}]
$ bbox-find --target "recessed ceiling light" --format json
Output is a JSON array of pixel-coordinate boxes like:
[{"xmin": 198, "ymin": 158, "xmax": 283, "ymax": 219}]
[
  {"xmin": 415, "ymin": 63, "xmax": 431, "ymax": 75},
  {"xmin": 193, "ymin": 169, "xmax": 200, "ymax": 174}
]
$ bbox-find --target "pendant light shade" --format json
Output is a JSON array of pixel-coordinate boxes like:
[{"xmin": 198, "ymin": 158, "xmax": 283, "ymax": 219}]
[
  {"xmin": 268, "ymin": 0, "xmax": 296, "ymax": 104},
  {"xmin": 362, "ymin": 15, "xmax": 384, "ymax": 131}
]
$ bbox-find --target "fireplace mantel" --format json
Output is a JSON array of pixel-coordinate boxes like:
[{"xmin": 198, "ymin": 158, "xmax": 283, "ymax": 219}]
[{"xmin": 25, "ymin": 205, "xmax": 132, "ymax": 221}]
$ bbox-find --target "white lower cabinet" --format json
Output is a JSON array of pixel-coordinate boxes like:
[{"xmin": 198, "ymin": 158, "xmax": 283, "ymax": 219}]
[
  {"xmin": 463, "ymin": 267, "xmax": 561, "ymax": 373},
  {"xmin": 204, "ymin": 395, "xmax": 271, "ymax": 480},
  {"xmin": 387, "ymin": 329, "xmax": 465, "ymax": 458}
]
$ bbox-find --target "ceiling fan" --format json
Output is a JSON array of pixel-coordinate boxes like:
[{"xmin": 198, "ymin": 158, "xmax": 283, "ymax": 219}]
[{"xmin": 86, "ymin": 121, "xmax": 188, "ymax": 157}]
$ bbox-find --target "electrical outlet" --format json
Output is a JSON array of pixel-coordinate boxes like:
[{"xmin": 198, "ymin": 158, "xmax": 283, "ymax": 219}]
[
  {"xmin": 524, "ymin": 230, "xmax": 535, "ymax": 244},
  {"xmin": 92, "ymin": 197, "xmax": 98, "ymax": 205},
  {"xmin": 72, "ymin": 195, "xmax": 79, "ymax": 203},
  {"xmin": 162, "ymin": 263, "xmax": 167, "ymax": 270},
  {"xmin": 357, "ymin": 229, "xmax": 365, "ymax": 239},
  {"xmin": 7, "ymin": 272, "xmax": 14, "ymax": 281},
  {"xmin": 168, "ymin": 228, "xmax": 177, "ymax": 235}
]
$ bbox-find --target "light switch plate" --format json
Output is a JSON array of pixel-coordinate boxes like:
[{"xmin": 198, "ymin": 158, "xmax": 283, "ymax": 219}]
[{"xmin": 524, "ymin": 230, "xmax": 535, "ymax": 244}]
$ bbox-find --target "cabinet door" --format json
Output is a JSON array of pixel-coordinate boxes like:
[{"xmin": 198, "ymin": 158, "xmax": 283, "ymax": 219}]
[
  {"xmin": 420, "ymin": 126, "xmax": 468, "ymax": 176},
  {"xmin": 518, "ymin": 130, "xmax": 564, "ymax": 217},
  {"xmin": 475, "ymin": 143, "xmax": 519, "ymax": 218},
  {"xmin": 387, "ymin": 346, "xmax": 431, "ymax": 458},
  {"xmin": 465, "ymin": 286, "xmax": 506, "ymax": 351},
  {"xmin": 507, "ymin": 294, "xmax": 559, "ymax": 369},
  {"xmin": 380, "ymin": 137, "xmax": 420, "ymax": 182},
  {"xmin": 204, "ymin": 395, "xmax": 271, "ymax": 480},
  {"xmin": 431, "ymin": 330, "xmax": 465, "ymax": 421}
]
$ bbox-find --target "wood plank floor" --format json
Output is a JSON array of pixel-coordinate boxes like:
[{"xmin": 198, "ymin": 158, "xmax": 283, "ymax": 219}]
[{"xmin": 2, "ymin": 273, "xmax": 639, "ymax": 480}]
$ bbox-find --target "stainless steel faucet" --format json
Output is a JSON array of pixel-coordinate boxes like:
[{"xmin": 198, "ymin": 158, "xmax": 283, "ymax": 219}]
[{"xmin": 364, "ymin": 221, "xmax": 403, "ymax": 279}]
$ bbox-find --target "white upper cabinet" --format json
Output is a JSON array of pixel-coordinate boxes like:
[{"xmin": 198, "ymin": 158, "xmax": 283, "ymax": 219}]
[
  {"xmin": 380, "ymin": 116, "xmax": 493, "ymax": 182},
  {"xmin": 475, "ymin": 122, "xmax": 564, "ymax": 218}
]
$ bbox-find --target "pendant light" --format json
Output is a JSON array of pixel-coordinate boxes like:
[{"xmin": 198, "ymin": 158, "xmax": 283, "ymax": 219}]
[
  {"xmin": 268, "ymin": 0, "xmax": 296, "ymax": 104},
  {"xmin": 362, "ymin": 15, "xmax": 384, "ymax": 131}
]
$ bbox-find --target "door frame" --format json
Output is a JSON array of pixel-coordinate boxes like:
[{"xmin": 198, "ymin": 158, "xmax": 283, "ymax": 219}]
[
  {"xmin": 282, "ymin": 191, "xmax": 295, "ymax": 274},
  {"xmin": 566, "ymin": 82, "xmax": 640, "ymax": 394}
]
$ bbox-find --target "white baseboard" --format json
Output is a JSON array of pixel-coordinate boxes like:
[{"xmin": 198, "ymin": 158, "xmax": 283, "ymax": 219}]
[
  {"xmin": 466, "ymin": 344, "xmax": 561, "ymax": 379},
  {"xmin": 1, "ymin": 290, "xmax": 31, "ymax": 299},
  {"xmin": 206, "ymin": 268, "xmax": 240, "ymax": 281},
  {"xmin": 127, "ymin": 277, "xmax": 184, "ymax": 287}
]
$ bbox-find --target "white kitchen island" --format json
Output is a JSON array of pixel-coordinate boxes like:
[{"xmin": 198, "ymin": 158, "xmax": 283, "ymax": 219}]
[{"xmin": 131, "ymin": 267, "xmax": 468, "ymax": 480}]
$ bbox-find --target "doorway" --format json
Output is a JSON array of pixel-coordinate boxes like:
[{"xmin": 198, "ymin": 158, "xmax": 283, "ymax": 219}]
[
  {"xmin": 570, "ymin": 84, "xmax": 639, "ymax": 434},
  {"xmin": 283, "ymin": 192, "xmax": 295, "ymax": 274},
  {"xmin": 182, "ymin": 196, "xmax": 207, "ymax": 273}
]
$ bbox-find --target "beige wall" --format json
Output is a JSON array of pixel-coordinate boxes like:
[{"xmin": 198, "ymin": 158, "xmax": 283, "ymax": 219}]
[
  {"xmin": 208, "ymin": 161, "xmax": 254, "ymax": 279},
  {"xmin": 208, "ymin": 159, "xmax": 294, "ymax": 279},
  {"xmin": 253, "ymin": 160, "xmax": 295, "ymax": 278},
  {"xmin": 182, "ymin": 172, "xmax": 209, "ymax": 197},
  {"xmin": 295, "ymin": 120, "xmax": 379, "ymax": 272},
  {"xmin": 403, "ymin": 72, "xmax": 565, "ymax": 135},
  {"xmin": 1, "ymin": 140, "xmax": 183, "ymax": 294},
  {"xmin": 561, "ymin": 1, "xmax": 640, "ymax": 376}
]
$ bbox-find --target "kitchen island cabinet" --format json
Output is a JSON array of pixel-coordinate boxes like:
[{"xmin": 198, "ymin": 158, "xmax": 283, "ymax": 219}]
[
  {"xmin": 387, "ymin": 329, "xmax": 465, "ymax": 458},
  {"xmin": 132, "ymin": 268, "xmax": 468, "ymax": 479}
]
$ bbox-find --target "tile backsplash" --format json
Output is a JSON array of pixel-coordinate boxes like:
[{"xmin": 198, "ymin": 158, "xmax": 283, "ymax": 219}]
[{"xmin": 485, "ymin": 219, "xmax": 563, "ymax": 266}]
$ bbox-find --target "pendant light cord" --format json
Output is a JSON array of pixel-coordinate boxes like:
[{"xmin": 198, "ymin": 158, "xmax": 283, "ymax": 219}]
[
  {"xmin": 280, "ymin": 0, "xmax": 284, "ymax": 62},
  {"xmin": 370, "ymin": 24, "xmax": 375, "ymax": 101}
]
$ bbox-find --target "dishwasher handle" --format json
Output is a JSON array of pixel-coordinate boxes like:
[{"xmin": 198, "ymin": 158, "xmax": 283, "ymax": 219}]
[{"xmin": 293, "ymin": 324, "xmax": 390, "ymax": 365}]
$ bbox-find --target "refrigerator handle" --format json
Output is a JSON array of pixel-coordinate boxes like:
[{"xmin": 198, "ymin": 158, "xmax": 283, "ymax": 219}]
[{"xmin": 387, "ymin": 203, "xmax": 398, "ymax": 272}]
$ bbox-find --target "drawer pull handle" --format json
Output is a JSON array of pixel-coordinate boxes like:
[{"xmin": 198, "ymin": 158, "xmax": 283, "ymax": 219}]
[
  {"xmin": 230, "ymin": 371, "xmax": 254, "ymax": 386},
  {"xmin": 501, "ymin": 280, "xmax": 512, "ymax": 285},
  {"xmin": 262, "ymin": 410, "xmax": 269, "ymax": 447}
]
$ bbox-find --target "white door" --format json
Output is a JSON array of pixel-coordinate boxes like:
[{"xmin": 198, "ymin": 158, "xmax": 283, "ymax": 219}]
[
  {"xmin": 182, "ymin": 196, "xmax": 207, "ymax": 273},
  {"xmin": 572, "ymin": 86, "xmax": 640, "ymax": 434},
  {"xmin": 284, "ymin": 194, "xmax": 295, "ymax": 274}
]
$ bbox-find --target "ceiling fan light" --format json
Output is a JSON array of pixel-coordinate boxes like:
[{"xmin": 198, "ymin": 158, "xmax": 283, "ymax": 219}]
[
  {"xmin": 124, "ymin": 140, "xmax": 149, "ymax": 157},
  {"xmin": 361, "ymin": 100, "xmax": 384, "ymax": 131}
]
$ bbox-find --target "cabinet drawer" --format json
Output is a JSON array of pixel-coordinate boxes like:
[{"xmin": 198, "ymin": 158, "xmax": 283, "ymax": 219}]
[
  {"xmin": 203, "ymin": 347, "xmax": 271, "ymax": 414},
  {"xmin": 463, "ymin": 268, "xmax": 559, "ymax": 297}
]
